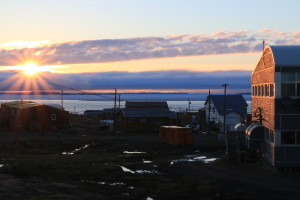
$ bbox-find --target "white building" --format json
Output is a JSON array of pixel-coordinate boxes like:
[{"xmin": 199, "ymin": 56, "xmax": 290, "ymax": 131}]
[{"xmin": 205, "ymin": 95, "xmax": 248, "ymax": 132}]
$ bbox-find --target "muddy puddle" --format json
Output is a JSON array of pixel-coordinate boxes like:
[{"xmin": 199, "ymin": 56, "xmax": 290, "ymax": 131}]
[
  {"xmin": 170, "ymin": 154, "xmax": 219, "ymax": 165},
  {"xmin": 61, "ymin": 144, "xmax": 90, "ymax": 155}
]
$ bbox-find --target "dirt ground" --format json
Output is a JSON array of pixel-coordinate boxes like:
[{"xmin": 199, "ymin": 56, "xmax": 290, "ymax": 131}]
[{"xmin": 0, "ymin": 117, "xmax": 300, "ymax": 200}]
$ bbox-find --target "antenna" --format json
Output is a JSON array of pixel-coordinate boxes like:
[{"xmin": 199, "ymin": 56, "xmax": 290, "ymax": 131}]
[{"xmin": 263, "ymin": 40, "xmax": 265, "ymax": 51}]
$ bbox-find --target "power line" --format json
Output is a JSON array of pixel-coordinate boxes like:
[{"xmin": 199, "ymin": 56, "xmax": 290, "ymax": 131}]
[{"xmin": 2, "ymin": 69, "xmax": 120, "ymax": 101}]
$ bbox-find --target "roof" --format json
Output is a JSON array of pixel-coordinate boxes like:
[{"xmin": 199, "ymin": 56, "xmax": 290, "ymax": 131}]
[
  {"xmin": 46, "ymin": 104, "xmax": 64, "ymax": 110},
  {"xmin": 268, "ymin": 45, "xmax": 300, "ymax": 67},
  {"xmin": 125, "ymin": 101, "xmax": 169, "ymax": 109},
  {"xmin": 1, "ymin": 101, "xmax": 40, "ymax": 109},
  {"xmin": 205, "ymin": 95, "xmax": 248, "ymax": 116},
  {"xmin": 120, "ymin": 108, "xmax": 177, "ymax": 119},
  {"xmin": 103, "ymin": 108, "xmax": 120, "ymax": 113}
]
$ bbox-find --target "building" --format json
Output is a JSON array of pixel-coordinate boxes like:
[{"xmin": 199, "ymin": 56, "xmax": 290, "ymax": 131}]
[
  {"xmin": 0, "ymin": 100, "xmax": 69, "ymax": 131},
  {"xmin": 205, "ymin": 95, "xmax": 248, "ymax": 132},
  {"xmin": 115, "ymin": 101, "xmax": 177, "ymax": 133},
  {"xmin": 251, "ymin": 45, "xmax": 300, "ymax": 169}
]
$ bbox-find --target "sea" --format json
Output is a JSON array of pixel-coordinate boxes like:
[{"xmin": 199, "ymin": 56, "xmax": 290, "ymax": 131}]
[{"xmin": 0, "ymin": 93, "xmax": 251, "ymax": 114}]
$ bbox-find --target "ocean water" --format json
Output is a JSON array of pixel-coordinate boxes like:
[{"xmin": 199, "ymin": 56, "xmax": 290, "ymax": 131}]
[{"xmin": 0, "ymin": 93, "xmax": 251, "ymax": 114}]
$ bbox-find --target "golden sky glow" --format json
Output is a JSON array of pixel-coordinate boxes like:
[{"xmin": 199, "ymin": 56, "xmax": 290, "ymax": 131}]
[
  {"xmin": 61, "ymin": 53, "xmax": 260, "ymax": 73},
  {"xmin": 2, "ymin": 62, "xmax": 64, "ymax": 75}
]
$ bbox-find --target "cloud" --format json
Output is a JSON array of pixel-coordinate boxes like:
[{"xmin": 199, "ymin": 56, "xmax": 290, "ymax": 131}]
[
  {"xmin": 0, "ymin": 70, "xmax": 251, "ymax": 92},
  {"xmin": 1, "ymin": 29, "xmax": 299, "ymax": 66}
]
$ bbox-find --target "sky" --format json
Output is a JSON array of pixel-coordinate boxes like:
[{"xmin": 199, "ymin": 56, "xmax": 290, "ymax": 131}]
[{"xmin": 1, "ymin": 0, "xmax": 300, "ymax": 94}]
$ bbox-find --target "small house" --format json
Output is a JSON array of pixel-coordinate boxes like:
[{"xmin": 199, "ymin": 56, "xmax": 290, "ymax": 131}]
[
  {"xmin": 0, "ymin": 100, "xmax": 69, "ymax": 131},
  {"xmin": 115, "ymin": 101, "xmax": 177, "ymax": 133},
  {"xmin": 205, "ymin": 95, "xmax": 248, "ymax": 132}
]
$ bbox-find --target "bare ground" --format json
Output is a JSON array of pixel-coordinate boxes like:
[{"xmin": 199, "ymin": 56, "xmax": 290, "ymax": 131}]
[{"xmin": 0, "ymin": 117, "xmax": 299, "ymax": 199}]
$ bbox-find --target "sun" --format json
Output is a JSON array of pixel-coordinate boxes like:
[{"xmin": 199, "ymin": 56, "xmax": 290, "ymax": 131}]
[{"xmin": 20, "ymin": 62, "xmax": 41, "ymax": 76}]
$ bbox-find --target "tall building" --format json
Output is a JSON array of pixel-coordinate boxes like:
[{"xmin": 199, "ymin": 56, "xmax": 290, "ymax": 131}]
[{"xmin": 252, "ymin": 45, "xmax": 300, "ymax": 169}]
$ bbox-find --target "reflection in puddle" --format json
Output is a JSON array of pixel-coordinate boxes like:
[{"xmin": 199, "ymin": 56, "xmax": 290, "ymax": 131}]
[
  {"xmin": 143, "ymin": 160, "xmax": 153, "ymax": 164},
  {"xmin": 170, "ymin": 155, "xmax": 219, "ymax": 165},
  {"xmin": 120, "ymin": 166, "xmax": 161, "ymax": 175},
  {"xmin": 123, "ymin": 151, "xmax": 146, "ymax": 154},
  {"xmin": 136, "ymin": 170, "xmax": 160, "ymax": 174},
  {"xmin": 62, "ymin": 144, "xmax": 90, "ymax": 155},
  {"xmin": 0, "ymin": 164, "xmax": 4, "ymax": 168},
  {"xmin": 146, "ymin": 197, "xmax": 154, "ymax": 200},
  {"xmin": 81, "ymin": 180, "xmax": 125, "ymax": 186},
  {"xmin": 120, "ymin": 166, "xmax": 135, "ymax": 174}
]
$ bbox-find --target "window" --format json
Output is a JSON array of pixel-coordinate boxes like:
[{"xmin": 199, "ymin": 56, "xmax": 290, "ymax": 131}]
[
  {"xmin": 16, "ymin": 109, "xmax": 21, "ymax": 117},
  {"xmin": 128, "ymin": 118, "xmax": 134, "ymax": 123},
  {"xmin": 254, "ymin": 86, "xmax": 257, "ymax": 96},
  {"xmin": 281, "ymin": 131, "xmax": 299, "ymax": 144},
  {"xmin": 258, "ymin": 85, "xmax": 261, "ymax": 96},
  {"xmin": 51, "ymin": 114, "xmax": 57, "ymax": 120},
  {"xmin": 282, "ymin": 72, "xmax": 296, "ymax": 96},
  {"xmin": 261, "ymin": 85, "xmax": 265, "ymax": 96},
  {"xmin": 265, "ymin": 84, "xmax": 269, "ymax": 96},
  {"xmin": 270, "ymin": 84, "xmax": 274, "ymax": 96},
  {"xmin": 297, "ymin": 132, "xmax": 300, "ymax": 144},
  {"xmin": 140, "ymin": 118, "xmax": 147, "ymax": 123}
]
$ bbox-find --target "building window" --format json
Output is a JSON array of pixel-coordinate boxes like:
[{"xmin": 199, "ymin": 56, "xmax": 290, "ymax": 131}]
[
  {"xmin": 258, "ymin": 85, "xmax": 261, "ymax": 96},
  {"xmin": 265, "ymin": 84, "xmax": 269, "ymax": 96},
  {"xmin": 281, "ymin": 131, "xmax": 299, "ymax": 144},
  {"xmin": 51, "ymin": 114, "xmax": 57, "ymax": 121},
  {"xmin": 254, "ymin": 86, "xmax": 257, "ymax": 96},
  {"xmin": 16, "ymin": 109, "xmax": 20, "ymax": 117},
  {"xmin": 128, "ymin": 118, "xmax": 134, "ymax": 123},
  {"xmin": 140, "ymin": 118, "xmax": 147, "ymax": 123},
  {"xmin": 282, "ymin": 72, "xmax": 296, "ymax": 96},
  {"xmin": 261, "ymin": 85, "xmax": 265, "ymax": 96},
  {"xmin": 270, "ymin": 84, "xmax": 274, "ymax": 96}
]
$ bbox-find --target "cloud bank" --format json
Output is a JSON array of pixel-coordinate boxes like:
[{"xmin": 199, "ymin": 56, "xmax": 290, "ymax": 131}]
[
  {"xmin": 1, "ymin": 29, "xmax": 300, "ymax": 66},
  {"xmin": 0, "ymin": 70, "xmax": 251, "ymax": 92}
]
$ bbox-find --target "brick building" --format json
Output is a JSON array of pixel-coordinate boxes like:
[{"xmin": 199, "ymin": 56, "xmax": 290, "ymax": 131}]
[{"xmin": 251, "ymin": 45, "xmax": 300, "ymax": 169}]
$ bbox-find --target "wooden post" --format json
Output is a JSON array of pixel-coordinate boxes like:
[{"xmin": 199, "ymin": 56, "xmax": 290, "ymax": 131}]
[{"xmin": 222, "ymin": 84, "xmax": 229, "ymax": 161}]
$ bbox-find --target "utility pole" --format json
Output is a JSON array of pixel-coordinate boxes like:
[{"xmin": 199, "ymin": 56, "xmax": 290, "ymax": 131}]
[
  {"xmin": 208, "ymin": 89, "xmax": 211, "ymax": 135},
  {"xmin": 113, "ymin": 89, "xmax": 117, "ymax": 134},
  {"xmin": 222, "ymin": 84, "xmax": 229, "ymax": 161},
  {"xmin": 118, "ymin": 93, "xmax": 121, "ymax": 109},
  {"xmin": 188, "ymin": 98, "xmax": 191, "ymax": 112},
  {"xmin": 114, "ymin": 89, "xmax": 117, "ymax": 109},
  {"xmin": 61, "ymin": 90, "xmax": 64, "ymax": 110}
]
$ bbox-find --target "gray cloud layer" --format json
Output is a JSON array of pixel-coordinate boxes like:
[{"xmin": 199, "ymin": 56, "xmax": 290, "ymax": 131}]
[
  {"xmin": 1, "ymin": 29, "xmax": 300, "ymax": 66},
  {"xmin": 0, "ymin": 70, "xmax": 251, "ymax": 91}
]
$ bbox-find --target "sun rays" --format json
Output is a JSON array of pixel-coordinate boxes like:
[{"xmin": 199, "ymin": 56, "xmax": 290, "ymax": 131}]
[{"xmin": 0, "ymin": 62, "xmax": 63, "ymax": 95}]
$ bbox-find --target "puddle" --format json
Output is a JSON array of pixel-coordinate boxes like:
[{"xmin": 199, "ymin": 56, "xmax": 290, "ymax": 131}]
[
  {"xmin": 123, "ymin": 151, "xmax": 146, "ymax": 154},
  {"xmin": 81, "ymin": 180, "xmax": 125, "ymax": 186},
  {"xmin": 136, "ymin": 170, "xmax": 160, "ymax": 174},
  {"xmin": 62, "ymin": 144, "xmax": 90, "ymax": 155},
  {"xmin": 170, "ymin": 155, "xmax": 219, "ymax": 165},
  {"xmin": 120, "ymin": 166, "xmax": 135, "ymax": 174},
  {"xmin": 0, "ymin": 164, "xmax": 4, "ymax": 168},
  {"xmin": 121, "ymin": 166, "xmax": 161, "ymax": 175},
  {"xmin": 143, "ymin": 160, "xmax": 153, "ymax": 164}
]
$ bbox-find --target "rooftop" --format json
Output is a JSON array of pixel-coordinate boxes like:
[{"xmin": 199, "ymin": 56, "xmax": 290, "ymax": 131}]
[
  {"xmin": 1, "ymin": 101, "xmax": 40, "ymax": 109},
  {"xmin": 268, "ymin": 45, "xmax": 300, "ymax": 67}
]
